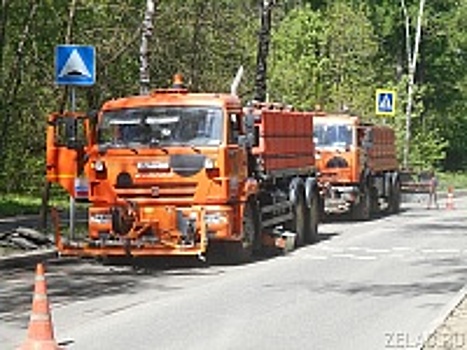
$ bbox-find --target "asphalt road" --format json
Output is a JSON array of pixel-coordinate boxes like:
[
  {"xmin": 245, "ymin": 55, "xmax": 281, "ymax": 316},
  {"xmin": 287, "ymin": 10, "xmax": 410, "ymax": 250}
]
[{"xmin": 2, "ymin": 196, "xmax": 467, "ymax": 350}]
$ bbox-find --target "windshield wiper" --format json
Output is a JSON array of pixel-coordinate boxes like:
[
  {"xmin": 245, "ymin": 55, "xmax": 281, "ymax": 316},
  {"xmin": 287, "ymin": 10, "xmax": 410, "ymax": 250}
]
[{"xmin": 171, "ymin": 142, "xmax": 201, "ymax": 153}]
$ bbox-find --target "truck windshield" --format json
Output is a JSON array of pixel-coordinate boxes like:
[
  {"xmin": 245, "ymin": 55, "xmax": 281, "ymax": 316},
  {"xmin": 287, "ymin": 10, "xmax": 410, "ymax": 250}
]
[
  {"xmin": 98, "ymin": 106, "xmax": 224, "ymax": 147},
  {"xmin": 313, "ymin": 124, "xmax": 353, "ymax": 148}
]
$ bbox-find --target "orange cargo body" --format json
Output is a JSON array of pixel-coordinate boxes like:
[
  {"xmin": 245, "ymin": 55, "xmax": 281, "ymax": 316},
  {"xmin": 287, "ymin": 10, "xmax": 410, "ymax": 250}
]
[{"xmin": 253, "ymin": 110, "xmax": 315, "ymax": 174}]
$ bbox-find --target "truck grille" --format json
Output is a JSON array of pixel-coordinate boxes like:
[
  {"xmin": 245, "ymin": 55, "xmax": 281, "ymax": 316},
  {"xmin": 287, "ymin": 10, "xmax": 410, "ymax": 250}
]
[{"xmin": 114, "ymin": 182, "xmax": 197, "ymax": 201}]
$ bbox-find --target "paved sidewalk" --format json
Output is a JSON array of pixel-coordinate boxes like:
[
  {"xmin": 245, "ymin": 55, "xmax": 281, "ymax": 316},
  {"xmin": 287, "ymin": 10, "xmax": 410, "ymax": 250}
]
[
  {"xmin": 422, "ymin": 293, "xmax": 467, "ymax": 349},
  {"xmin": 420, "ymin": 191, "xmax": 467, "ymax": 350}
]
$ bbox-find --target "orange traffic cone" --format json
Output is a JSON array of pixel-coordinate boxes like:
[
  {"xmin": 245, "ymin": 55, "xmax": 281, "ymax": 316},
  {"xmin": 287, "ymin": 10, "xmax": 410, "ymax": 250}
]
[
  {"xmin": 446, "ymin": 186, "xmax": 455, "ymax": 210},
  {"xmin": 17, "ymin": 263, "xmax": 62, "ymax": 350}
]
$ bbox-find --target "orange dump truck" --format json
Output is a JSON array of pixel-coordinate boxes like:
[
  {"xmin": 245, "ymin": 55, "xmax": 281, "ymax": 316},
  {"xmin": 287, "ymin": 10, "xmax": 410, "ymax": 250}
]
[
  {"xmin": 313, "ymin": 113, "xmax": 401, "ymax": 219},
  {"xmin": 46, "ymin": 78, "xmax": 321, "ymax": 261}
]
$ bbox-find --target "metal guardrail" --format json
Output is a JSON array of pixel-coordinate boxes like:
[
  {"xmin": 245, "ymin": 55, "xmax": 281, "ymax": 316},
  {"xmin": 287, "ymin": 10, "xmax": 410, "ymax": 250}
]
[{"xmin": 400, "ymin": 170, "xmax": 431, "ymax": 194}]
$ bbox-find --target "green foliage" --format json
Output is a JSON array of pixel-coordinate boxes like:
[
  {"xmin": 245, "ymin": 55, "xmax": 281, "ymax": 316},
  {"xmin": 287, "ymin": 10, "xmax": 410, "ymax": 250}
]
[
  {"xmin": 269, "ymin": 2, "xmax": 378, "ymax": 114},
  {"xmin": 438, "ymin": 171, "xmax": 467, "ymax": 191},
  {"xmin": 408, "ymin": 128, "xmax": 449, "ymax": 170},
  {"xmin": 0, "ymin": 0, "xmax": 466, "ymax": 202},
  {"xmin": 269, "ymin": 6, "xmax": 328, "ymax": 109}
]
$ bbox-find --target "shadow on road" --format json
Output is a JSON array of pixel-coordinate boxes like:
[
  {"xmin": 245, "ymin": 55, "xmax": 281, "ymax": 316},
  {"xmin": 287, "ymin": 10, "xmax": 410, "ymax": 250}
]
[{"xmin": 322, "ymin": 208, "xmax": 411, "ymax": 224}]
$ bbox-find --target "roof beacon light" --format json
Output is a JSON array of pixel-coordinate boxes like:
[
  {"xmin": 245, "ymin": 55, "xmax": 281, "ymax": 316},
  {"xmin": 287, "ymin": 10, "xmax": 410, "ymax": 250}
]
[{"xmin": 172, "ymin": 73, "xmax": 185, "ymax": 89}]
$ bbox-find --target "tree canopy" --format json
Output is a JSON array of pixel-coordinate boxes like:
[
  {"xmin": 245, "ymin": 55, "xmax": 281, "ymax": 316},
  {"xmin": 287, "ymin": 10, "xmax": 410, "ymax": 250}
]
[{"xmin": 0, "ymin": 0, "xmax": 465, "ymax": 194}]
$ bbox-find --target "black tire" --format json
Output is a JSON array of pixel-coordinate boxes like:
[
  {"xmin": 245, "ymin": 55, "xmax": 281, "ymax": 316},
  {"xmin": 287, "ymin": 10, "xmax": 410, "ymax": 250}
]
[
  {"xmin": 370, "ymin": 186, "xmax": 379, "ymax": 214},
  {"xmin": 225, "ymin": 200, "xmax": 257, "ymax": 263},
  {"xmin": 388, "ymin": 180, "xmax": 401, "ymax": 214},
  {"xmin": 351, "ymin": 185, "xmax": 371, "ymax": 220},
  {"xmin": 287, "ymin": 189, "xmax": 307, "ymax": 247},
  {"xmin": 305, "ymin": 191, "xmax": 320, "ymax": 243}
]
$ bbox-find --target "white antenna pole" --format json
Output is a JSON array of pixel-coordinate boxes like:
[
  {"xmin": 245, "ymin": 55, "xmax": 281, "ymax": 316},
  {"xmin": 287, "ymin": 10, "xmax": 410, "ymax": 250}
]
[
  {"xmin": 403, "ymin": 0, "xmax": 425, "ymax": 169},
  {"xmin": 230, "ymin": 66, "xmax": 244, "ymax": 95},
  {"xmin": 140, "ymin": 0, "xmax": 155, "ymax": 95}
]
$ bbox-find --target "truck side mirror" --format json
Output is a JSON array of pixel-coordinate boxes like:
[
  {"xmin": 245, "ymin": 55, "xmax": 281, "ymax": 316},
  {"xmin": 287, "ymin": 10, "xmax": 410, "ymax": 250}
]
[
  {"xmin": 87, "ymin": 110, "xmax": 98, "ymax": 126},
  {"xmin": 65, "ymin": 118, "xmax": 79, "ymax": 149},
  {"xmin": 244, "ymin": 114, "xmax": 255, "ymax": 131},
  {"xmin": 242, "ymin": 114, "xmax": 259, "ymax": 148},
  {"xmin": 362, "ymin": 128, "xmax": 373, "ymax": 149},
  {"xmin": 64, "ymin": 117, "xmax": 85, "ymax": 150},
  {"xmin": 237, "ymin": 135, "xmax": 248, "ymax": 147}
]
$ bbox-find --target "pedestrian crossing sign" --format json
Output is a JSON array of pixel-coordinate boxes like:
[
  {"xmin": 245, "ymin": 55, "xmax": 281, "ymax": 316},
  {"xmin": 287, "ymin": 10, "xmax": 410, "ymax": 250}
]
[{"xmin": 375, "ymin": 89, "xmax": 396, "ymax": 116}]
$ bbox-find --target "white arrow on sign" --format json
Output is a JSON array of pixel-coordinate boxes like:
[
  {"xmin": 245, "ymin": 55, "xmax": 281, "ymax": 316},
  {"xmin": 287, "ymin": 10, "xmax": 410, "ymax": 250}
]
[{"xmin": 59, "ymin": 49, "xmax": 91, "ymax": 78}]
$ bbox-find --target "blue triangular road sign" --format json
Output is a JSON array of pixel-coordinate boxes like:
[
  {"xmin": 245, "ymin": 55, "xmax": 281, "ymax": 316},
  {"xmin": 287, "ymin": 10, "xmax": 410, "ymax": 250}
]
[{"xmin": 55, "ymin": 45, "xmax": 95, "ymax": 86}]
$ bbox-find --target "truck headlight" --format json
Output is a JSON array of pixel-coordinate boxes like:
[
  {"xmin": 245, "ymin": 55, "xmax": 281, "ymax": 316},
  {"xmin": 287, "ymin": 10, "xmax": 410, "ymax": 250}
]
[
  {"xmin": 89, "ymin": 213, "xmax": 112, "ymax": 224},
  {"xmin": 204, "ymin": 158, "xmax": 216, "ymax": 169},
  {"xmin": 93, "ymin": 159, "xmax": 106, "ymax": 172},
  {"xmin": 204, "ymin": 212, "xmax": 228, "ymax": 225}
]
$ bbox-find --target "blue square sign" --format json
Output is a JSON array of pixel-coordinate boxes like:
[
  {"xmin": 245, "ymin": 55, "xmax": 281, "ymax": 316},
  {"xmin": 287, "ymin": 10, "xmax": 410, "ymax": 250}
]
[
  {"xmin": 55, "ymin": 45, "xmax": 95, "ymax": 86},
  {"xmin": 375, "ymin": 89, "xmax": 396, "ymax": 116}
]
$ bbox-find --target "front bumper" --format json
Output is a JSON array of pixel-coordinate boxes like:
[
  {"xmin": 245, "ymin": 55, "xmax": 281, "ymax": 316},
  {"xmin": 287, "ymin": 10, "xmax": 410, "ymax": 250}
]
[{"xmin": 52, "ymin": 204, "xmax": 237, "ymax": 258}]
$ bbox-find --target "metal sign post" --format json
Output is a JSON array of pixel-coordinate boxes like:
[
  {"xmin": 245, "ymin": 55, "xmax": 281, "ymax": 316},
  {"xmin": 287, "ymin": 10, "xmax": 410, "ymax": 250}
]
[
  {"xmin": 70, "ymin": 87, "xmax": 76, "ymax": 238},
  {"xmin": 55, "ymin": 44, "xmax": 95, "ymax": 239}
]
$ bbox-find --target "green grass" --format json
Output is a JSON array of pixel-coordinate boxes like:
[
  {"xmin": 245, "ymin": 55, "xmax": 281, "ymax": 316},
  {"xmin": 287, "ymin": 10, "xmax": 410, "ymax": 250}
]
[
  {"xmin": 437, "ymin": 171, "xmax": 467, "ymax": 191},
  {"xmin": 0, "ymin": 195, "xmax": 43, "ymax": 217},
  {"xmin": 0, "ymin": 194, "xmax": 75, "ymax": 218}
]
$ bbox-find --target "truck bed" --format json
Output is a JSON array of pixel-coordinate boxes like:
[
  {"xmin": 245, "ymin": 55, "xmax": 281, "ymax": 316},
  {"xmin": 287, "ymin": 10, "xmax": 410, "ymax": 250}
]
[{"xmin": 252, "ymin": 109, "xmax": 315, "ymax": 175}]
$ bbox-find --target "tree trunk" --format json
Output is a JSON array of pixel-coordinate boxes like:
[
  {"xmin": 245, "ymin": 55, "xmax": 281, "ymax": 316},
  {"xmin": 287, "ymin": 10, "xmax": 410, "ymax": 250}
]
[
  {"xmin": 0, "ymin": 0, "xmax": 9, "ymax": 84},
  {"xmin": 254, "ymin": 0, "xmax": 274, "ymax": 102}
]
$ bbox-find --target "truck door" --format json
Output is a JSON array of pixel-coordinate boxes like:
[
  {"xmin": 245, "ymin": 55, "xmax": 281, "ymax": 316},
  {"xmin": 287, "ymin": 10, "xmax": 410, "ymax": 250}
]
[{"xmin": 46, "ymin": 112, "xmax": 89, "ymax": 197}]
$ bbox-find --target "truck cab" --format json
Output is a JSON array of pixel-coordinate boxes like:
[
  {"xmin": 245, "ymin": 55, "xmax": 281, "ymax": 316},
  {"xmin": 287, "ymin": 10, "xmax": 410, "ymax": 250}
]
[
  {"xmin": 313, "ymin": 113, "xmax": 400, "ymax": 219},
  {"xmin": 46, "ymin": 79, "xmax": 256, "ymax": 258}
]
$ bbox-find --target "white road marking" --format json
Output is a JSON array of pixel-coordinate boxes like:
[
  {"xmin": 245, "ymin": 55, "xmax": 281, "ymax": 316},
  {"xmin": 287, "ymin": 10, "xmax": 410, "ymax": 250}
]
[
  {"xmin": 304, "ymin": 245, "xmax": 466, "ymax": 262},
  {"xmin": 434, "ymin": 248, "xmax": 460, "ymax": 254},
  {"xmin": 421, "ymin": 249, "xmax": 437, "ymax": 254},
  {"xmin": 332, "ymin": 253, "xmax": 356, "ymax": 259},
  {"xmin": 351, "ymin": 255, "xmax": 377, "ymax": 261},
  {"xmin": 347, "ymin": 246, "xmax": 364, "ymax": 251},
  {"xmin": 364, "ymin": 248, "xmax": 390, "ymax": 254},
  {"xmin": 392, "ymin": 246, "xmax": 414, "ymax": 252},
  {"xmin": 308, "ymin": 255, "xmax": 329, "ymax": 260},
  {"xmin": 319, "ymin": 246, "xmax": 344, "ymax": 253}
]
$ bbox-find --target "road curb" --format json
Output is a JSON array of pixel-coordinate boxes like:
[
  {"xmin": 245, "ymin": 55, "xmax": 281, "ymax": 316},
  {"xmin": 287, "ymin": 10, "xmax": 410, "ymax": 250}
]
[
  {"xmin": 0, "ymin": 248, "xmax": 57, "ymax": 269},
  {"xmin": 419, "ymin": 284, "xmax": 467, "ymax": 349}
]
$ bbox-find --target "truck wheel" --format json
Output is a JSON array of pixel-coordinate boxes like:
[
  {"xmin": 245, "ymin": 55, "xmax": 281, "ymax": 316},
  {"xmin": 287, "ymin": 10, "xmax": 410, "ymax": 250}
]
[
  {"xmin": 389, "ymin": 180, "xmax": 401, "ymax": 214},
  {"xmin": 305, "ymin": 191, "xmax": 320, "ymax": 243},
  {"xmin": 290, "ymin": 189, "xmax": 307, "ymax": 247},
  {"xmin": 352, "ymin": 186, "xmax": 371, "ymax": 220},
  {"xmin": 370, "ymin": 186, "xmax": 379, "ymax": 214},
  {"xmin": 226, "ymin": 201, "xmax": 257, "ymax": 263}
]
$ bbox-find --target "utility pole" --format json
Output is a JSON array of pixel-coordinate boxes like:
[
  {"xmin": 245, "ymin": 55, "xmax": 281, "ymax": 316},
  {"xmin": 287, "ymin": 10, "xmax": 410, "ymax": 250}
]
[
  {"xmin": 401, "ymin": 0, "xmax": 425, "ymax": 169},
  {"xmin": 140, "ymin": 0, "xmax": 155, "ymax": 95},
  {"xmin": 254, "ymin": 0, "xmax": 274, "ymax": 102}
]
